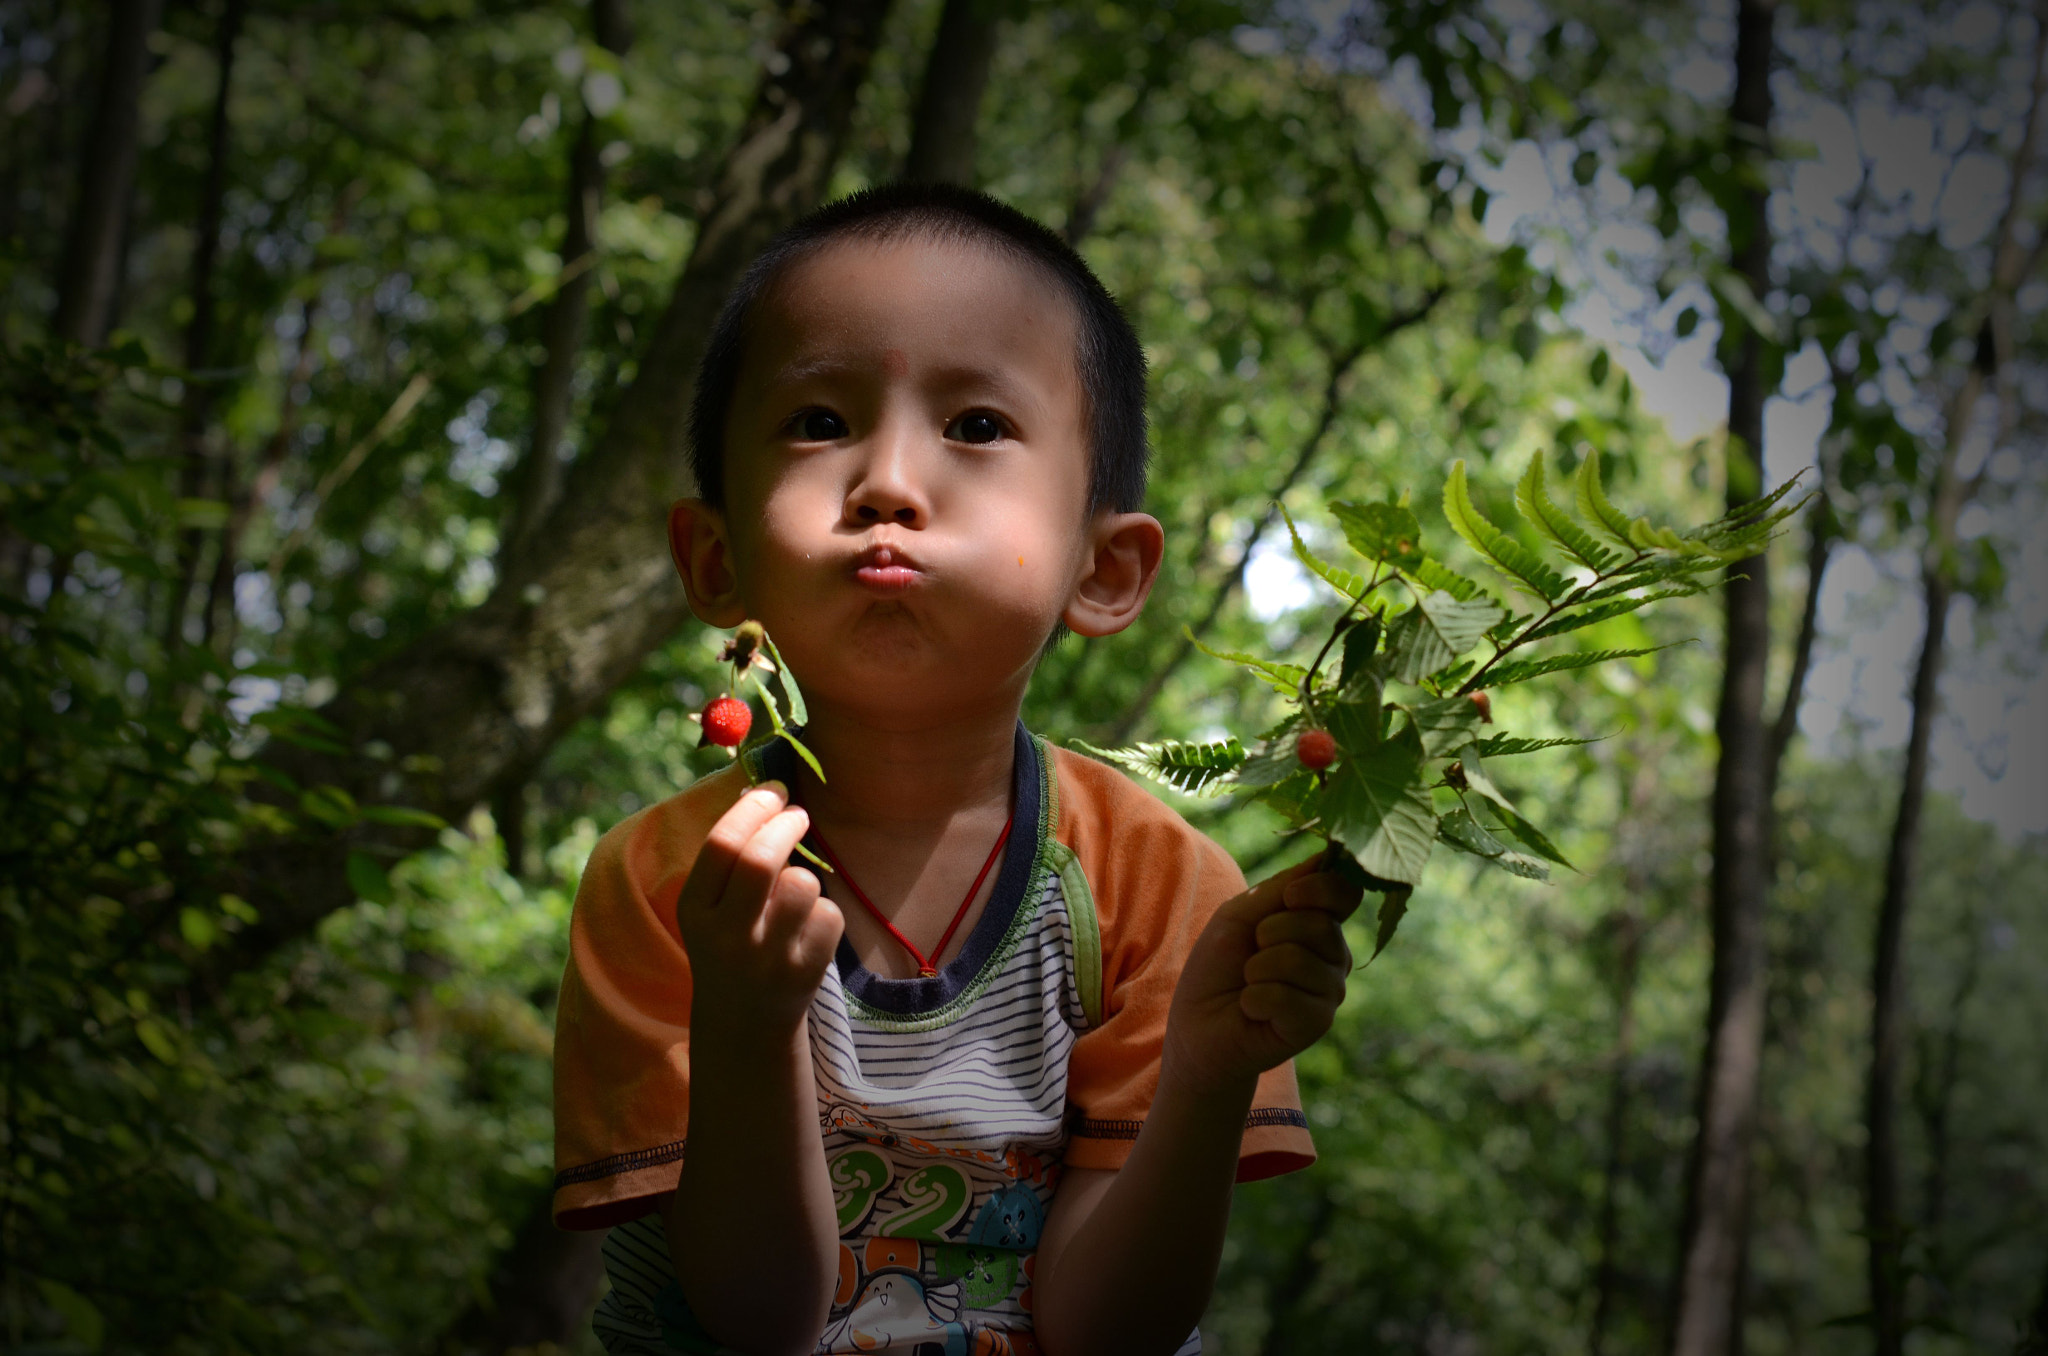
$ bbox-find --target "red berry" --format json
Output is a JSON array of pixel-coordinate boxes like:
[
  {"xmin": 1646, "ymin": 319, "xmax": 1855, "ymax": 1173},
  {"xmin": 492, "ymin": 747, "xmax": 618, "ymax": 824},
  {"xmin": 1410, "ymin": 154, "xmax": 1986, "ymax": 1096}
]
[
  {"xmin": 1296, "ymin": 729, "xmax": 1337, "ymax": 770},
  {"xmin": 701, "ymin": 696, "xmax": 753, "ymax": 748},
  {"xmin": 1469, "ymin": 690, "xmax": 1493, "ymax": 724}
]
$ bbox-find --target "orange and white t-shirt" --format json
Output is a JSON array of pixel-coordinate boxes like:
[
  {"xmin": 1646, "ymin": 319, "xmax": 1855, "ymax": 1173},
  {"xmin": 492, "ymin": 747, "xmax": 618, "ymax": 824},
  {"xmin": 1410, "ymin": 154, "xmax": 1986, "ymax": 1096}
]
[{"xmin": 551, "ymin": 725, "xmax": 1315, "ymax": 1354}]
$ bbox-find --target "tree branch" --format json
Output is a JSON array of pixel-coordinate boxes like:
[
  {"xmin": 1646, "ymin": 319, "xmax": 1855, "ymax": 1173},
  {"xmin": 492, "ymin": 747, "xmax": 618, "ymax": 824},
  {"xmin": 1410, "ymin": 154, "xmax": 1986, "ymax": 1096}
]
[{"xmin": 902, "ymin": 0, "xmax": 1001, "ymax": 185}]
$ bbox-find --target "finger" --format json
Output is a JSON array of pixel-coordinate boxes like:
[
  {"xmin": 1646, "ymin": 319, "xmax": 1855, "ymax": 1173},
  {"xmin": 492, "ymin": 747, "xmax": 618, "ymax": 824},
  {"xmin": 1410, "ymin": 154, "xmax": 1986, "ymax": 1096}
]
[
  {"xmin": 793, "ymin": 895, "xmax": 846, "ymax": 977},
  {"xmin": 1254, "ymin": 909, "xmax": 1351, "ymax": 967},
  {"xmin": 682, "ymin": 782, "xmax": 791, "ymax": 913},
  {"xmin": 1239, "ymin": 982, "xmax": 1339, "ymax": 1047},
  {"xmin": 1282, "ymin": 869, "xmax": 1366, "ymax": 923},
  {"xmin": 757, "ymin": 863, "xmax": 823, "ymax": 950},
  {"xmin": 719, "ymin": 804, "xmax": 813, "ymax": 918},
  {"xmin": 1241, "ymin": 944, "xmax": 1348, "ymax": 1000}
]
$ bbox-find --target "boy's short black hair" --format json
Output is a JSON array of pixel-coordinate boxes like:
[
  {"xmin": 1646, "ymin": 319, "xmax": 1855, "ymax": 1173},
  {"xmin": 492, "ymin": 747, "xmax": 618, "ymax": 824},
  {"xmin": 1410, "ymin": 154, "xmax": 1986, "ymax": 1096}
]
[{"xmin": 687, "ymin": 182, "xmax": 1149, "ymax": 516}]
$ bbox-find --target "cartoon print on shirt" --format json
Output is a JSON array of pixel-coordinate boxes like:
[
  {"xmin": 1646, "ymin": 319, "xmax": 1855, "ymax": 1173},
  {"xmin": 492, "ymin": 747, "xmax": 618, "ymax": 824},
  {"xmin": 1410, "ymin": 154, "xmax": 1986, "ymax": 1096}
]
[
  {"xmin": 816, "ymin": 1269, "xmax": 967, "ymax": 1354},
  {"xmin": 870, "ymin": 1162, "xmax": 973, "ymax": 1239},
  {"xmin": 966, "ymin": 1184, "xmax": 1044, "ymax": 1251},
  {"xmin": 828, "ymin": 1146, "xmax": 891, "ymax": 1231},
  {"xmin": 933, "ymin": 1242, "xmax": 1019, "ymax": 1308}
]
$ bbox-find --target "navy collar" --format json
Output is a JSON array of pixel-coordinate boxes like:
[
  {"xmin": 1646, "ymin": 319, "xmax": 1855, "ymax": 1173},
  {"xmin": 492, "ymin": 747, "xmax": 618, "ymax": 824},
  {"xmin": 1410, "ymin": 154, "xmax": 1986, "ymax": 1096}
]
[{"xmin": 756, "ymin": 722, "xmax": 1040, "ymax": 1017}]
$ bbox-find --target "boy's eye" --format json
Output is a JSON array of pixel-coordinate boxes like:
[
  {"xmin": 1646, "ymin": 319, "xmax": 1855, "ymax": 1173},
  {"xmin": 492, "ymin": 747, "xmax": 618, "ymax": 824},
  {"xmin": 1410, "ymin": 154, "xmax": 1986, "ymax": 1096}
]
[
  {"xmin": 946, "ymin": 411, "xmax": 1005, "ymax": 444},
  {"xmin": 790, "ymin": 409, "xmax": 848, "ymax": 441}
]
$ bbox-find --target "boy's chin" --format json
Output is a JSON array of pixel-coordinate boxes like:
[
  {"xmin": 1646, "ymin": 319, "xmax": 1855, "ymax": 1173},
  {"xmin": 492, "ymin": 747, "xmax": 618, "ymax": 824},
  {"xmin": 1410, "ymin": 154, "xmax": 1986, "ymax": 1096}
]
[{"xmin": 803, "ymin": 637, "xmax": 1046, "ymax": 726}]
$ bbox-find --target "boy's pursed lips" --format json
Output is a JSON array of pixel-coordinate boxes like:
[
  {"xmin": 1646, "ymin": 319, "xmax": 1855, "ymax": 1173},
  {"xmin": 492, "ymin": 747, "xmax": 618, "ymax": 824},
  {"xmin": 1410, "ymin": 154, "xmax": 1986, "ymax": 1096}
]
[{"xmin": 853, "ymin": 540, "xmax": 925, "ymax": 593}]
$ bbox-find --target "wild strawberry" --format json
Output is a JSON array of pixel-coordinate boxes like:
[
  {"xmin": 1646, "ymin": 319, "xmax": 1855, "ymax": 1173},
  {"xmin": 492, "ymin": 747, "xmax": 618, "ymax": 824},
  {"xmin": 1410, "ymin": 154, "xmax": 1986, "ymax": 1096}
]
[
  {"xmin": 1469, "ymin": 690, "xmax": 1493, "ymax": 724},
  {"xmin": 701, "ymin": 696, "xmax": 752, "ymax": 748},
  {"xmin": 1296, "ymin": 729, "xmax": 1338, "ymax": 770}
]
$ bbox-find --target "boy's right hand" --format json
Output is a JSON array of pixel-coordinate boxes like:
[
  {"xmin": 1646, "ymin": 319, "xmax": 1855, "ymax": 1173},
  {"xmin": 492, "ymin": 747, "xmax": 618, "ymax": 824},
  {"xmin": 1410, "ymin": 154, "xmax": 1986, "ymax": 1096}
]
[{"xmin": 677, "ymin": 780, "xmax": 844, "ymax": 1035}]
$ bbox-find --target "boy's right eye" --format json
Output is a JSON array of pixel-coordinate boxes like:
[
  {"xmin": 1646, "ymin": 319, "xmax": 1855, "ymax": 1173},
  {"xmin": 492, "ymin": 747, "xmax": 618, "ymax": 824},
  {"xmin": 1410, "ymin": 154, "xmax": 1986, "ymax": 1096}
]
[{"xmin": 789, "ymin": 409, "xmax": 849, "ymax": 442}]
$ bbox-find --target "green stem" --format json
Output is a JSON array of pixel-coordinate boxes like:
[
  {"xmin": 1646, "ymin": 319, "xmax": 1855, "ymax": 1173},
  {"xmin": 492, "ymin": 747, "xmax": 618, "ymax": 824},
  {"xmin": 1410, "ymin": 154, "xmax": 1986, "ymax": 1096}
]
[{"xmin": 1452, "ymin": 549, "xmax": 1651, "ymax": 695}]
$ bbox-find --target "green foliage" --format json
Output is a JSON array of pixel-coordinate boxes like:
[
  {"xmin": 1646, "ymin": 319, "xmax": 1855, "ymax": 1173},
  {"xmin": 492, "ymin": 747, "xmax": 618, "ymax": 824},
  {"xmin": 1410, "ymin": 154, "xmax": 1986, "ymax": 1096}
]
[{"xmin": 1079, "ymin": 451, "xmax": 1802, "ymax": 946}]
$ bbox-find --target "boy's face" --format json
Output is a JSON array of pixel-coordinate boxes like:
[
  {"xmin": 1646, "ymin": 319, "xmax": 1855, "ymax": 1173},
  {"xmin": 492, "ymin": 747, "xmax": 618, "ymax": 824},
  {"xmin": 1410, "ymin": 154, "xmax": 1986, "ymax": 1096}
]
[{"xmin": 671, "ymin": 235, "xmax": 1160, "ymax": 728}]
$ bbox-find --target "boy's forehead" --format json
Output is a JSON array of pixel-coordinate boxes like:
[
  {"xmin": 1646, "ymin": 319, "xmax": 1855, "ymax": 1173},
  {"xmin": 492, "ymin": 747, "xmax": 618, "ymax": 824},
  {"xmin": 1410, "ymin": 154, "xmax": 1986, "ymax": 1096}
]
[{"xmin": 742, "ymin": 236, "xmax": 1084, "ymax": 397}]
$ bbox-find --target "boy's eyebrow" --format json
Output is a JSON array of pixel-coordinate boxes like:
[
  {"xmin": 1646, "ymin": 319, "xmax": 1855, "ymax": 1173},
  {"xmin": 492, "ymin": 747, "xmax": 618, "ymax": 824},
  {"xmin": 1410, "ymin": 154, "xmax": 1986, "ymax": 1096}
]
[{"xmin": 761, "ymin": 356, "xmax": 1055, "ymax": 417}]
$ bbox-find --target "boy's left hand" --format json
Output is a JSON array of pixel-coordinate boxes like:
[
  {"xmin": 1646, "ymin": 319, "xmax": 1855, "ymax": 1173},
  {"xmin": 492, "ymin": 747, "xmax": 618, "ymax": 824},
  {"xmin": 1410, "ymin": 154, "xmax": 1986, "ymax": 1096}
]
[{"xmin": 1162, "ymin": 853, "xmax": 1366, "ymax": 1095}]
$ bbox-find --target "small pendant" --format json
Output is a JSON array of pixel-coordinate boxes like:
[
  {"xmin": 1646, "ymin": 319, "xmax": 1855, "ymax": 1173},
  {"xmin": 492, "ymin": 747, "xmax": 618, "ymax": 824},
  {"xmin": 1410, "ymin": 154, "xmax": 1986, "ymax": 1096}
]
[{"xmin": 917, "ymin": 965, "xmax": 938, "ymax": 978}]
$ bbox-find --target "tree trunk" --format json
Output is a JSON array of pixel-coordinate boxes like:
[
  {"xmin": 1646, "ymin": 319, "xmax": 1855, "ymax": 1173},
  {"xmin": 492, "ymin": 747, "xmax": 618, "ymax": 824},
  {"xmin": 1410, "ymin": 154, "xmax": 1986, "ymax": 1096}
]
[
  {"xmin": 1591, "ymin": 907, "xmax": 1643, "ymax": 1356},
  {"xmin": 52, "ymin": 0, "xmax": 162, "ymax": 346},
  {"xmin": 902, "ymin": 0, "xmax": 1001, "ymax": 185},
  {"xmin": 165, "ymin": 0, "xmax": 246, "ymax": 650},
  {"xmin": 1865, "ymin": 23, "xmax": 2045, "ymax": 1351},
  {"xmin": 498, "ymin": 0, "xmax": 633, "ymax": 563},
  {"xmin": 213, "ymin": 0, "xmax": 897, "ymax": 977},
  {"xmin": 1668, "ymin": 5, "xmax": 1776, "ymax": 1355}
]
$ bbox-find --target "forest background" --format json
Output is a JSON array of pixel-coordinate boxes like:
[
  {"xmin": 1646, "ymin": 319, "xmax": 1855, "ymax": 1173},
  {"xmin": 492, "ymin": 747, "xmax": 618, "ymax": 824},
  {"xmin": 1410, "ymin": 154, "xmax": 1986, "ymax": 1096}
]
[{"xmin": 3, "ymin": 0, "xmax": 2046, "ymax": 1353}]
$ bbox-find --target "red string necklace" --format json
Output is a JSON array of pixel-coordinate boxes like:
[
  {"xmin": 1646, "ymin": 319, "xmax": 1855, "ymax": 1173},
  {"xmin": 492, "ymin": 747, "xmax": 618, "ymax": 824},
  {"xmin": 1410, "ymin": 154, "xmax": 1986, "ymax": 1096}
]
[{"xmin": 807, "ymin": 815, "xmax": 1014, "ymax": 979}]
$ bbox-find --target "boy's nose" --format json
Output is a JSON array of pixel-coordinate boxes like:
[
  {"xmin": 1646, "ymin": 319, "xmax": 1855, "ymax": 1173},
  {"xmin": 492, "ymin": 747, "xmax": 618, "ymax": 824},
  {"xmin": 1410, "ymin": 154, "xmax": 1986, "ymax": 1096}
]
[{"xmin": 843, "ymin": 427, "xmax": 930, "ymax": 529}]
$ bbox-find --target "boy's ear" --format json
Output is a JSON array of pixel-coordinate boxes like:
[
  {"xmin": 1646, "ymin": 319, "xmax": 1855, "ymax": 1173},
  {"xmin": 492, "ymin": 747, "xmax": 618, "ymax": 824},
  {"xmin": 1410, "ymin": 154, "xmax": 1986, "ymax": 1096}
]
[
  {"xmin": 667, "ymin": 499, "xmax": 749, "ymax": 628},
  {"xmin": 1063, "ymin": 511, "xmax": 1164, "ymax": 638}
]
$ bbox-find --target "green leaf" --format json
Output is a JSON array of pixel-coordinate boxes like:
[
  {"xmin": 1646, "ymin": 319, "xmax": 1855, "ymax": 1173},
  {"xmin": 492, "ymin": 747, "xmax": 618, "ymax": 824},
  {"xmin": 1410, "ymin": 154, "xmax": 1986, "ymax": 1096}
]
[
  {"xmin": 1405, "ymin": 695, "xmax": 1485, "ymax": 759},
  {"xmin": 1384, "ymin": 591, "xmax": 1505, "ymax": 684},
  {"xmin": 1437, "ymin": 808, "xmax": 1508, "ymax": 857},
  {"xmin": 1070, "ymin": 737, "xmax": 1248, "ymax": 797},
  {"xmin": 1474, "ymin": 733, "xmax": 1603, "ymax": 758},
  {"xmin": 1330, "ymin": 500, "xmax": 1423, "ymax": 566},
  {"xmin": 1515, "ymin": 451, "xmax": 1617, "ymax": 571},
  {"xmin": 1403, "ymin": 556, "xmax": 1492, "ymax": 604},
  {"xmin": 1444, "ymin": 460, "xmax": 1569, "ymax": 600},
  {"xmin": 135, "ymin": 1016, "xmax": 179, "ymax": 1066},
  {"xmin": 1323, "ymin": 696, "xmax": 1385, "ymax": 753},
  {"xmin": 1337, "ymin": 615, "xmax": 1384, "ymax": 694},
  {"xmin": 1232, "ymin": 735, "xmax": 1310, "ymax": 789},
  {"xmin": 778, "ymin": 728, "xmax": 828, "ymax": 783},
  {"xmin": 175, "ymin": 497, "xmax": 231, "ymax": 530},
  {"xmin": 1574, "ymin": 451, "xmax": 1640, "ymax": 551},
  {"xmin": 346, "ymin": 851, "xmax": 395, "ymax": 905},
  {"xmin": 1283, "ymin": 505, "xmax": 1371, "ymax": 598},
  {"xmin": 1190, "ymin": 633, "xmax": 1308, "ymax": 696},
  {"xmin": 1318, "ymin": 724, "xmax": 1435, "ymax": 885},
  {"xmin": 1473, "ymin": 645, "xmax": 1672, "ymax": 689},
  {"xmin": 1521, "ymin": 588, "xmax": 1700, "ymax": 641},
  {"xmin": 359, "ymin": 804, "xmax": 449, "ymax": 830},
  {"xmin": 35, "ymin": 1278, "xmax": 105, "ymax": 1352},
  {"xmin": 1370, "ymin": 887, "xmax": 1413, "ymax": 961},
  {"xmin": 1488, "ymin": 803, "xmax": 1576, "ymax": 869},
  {"xmin": 757, "ymin": 630, "xmax": 808, "ymax": 727},
  {"xmin": 299, "ymin": 785, "xmax": 359, "ymax": 828},
  {"xmin": 178, "ymin": 906, "xmax": 220, "ymax": 951}
]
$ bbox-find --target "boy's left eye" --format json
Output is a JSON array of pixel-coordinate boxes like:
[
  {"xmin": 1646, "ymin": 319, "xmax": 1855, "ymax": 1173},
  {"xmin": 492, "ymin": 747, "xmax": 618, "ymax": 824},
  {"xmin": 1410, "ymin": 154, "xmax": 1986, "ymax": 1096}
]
[{"xmin": 945, "ymin": 411, "xmax": 1006, "ymax": 445}]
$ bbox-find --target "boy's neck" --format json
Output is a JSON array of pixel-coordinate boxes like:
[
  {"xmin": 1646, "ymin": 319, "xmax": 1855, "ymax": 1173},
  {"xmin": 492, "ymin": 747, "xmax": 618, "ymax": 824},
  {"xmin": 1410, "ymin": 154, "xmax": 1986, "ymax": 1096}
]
[{"xmin": 790, "ymin": 700, "xmax": 1021, "ymax": 837}]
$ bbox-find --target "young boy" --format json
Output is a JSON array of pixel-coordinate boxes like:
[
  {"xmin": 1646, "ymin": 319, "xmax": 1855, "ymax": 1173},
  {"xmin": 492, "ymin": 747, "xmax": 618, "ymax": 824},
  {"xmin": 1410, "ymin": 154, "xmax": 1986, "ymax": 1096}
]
[{"xmin": 550, "ymin": 183, "xmax": 1363, "ymax": 1356}]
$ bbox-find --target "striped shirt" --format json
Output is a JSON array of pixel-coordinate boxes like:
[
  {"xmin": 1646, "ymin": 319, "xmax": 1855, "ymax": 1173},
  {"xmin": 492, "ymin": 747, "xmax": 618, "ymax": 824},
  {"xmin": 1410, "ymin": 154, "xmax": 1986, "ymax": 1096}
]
[{"xmin": 552, "ymin": 726, "xmax": 1315, "ymax": 1354}]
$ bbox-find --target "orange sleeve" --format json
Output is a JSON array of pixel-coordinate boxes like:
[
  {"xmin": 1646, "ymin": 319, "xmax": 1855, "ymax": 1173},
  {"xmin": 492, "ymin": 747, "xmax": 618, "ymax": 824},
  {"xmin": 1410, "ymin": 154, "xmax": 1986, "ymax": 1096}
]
[
  {"xmin": 1050, "ymin": 747, "xmax": 1316, "ymax": 1184},
  {"xmin": 550, "ymin": 765, "xmax": 750, "ymax": 1230}
]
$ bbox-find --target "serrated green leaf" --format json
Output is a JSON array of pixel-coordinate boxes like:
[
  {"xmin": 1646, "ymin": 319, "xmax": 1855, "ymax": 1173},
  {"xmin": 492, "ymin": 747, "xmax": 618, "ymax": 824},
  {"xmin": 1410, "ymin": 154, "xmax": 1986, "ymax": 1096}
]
[
  {"xmin": 1488, "ymin": 803, "xmax": 1576, "ymax": 869},
  {"xmin": 1438, "ymin": 807, "xmax": 1508, "ymax": 857},
  {"xmin": 1458, "ymin": 753, "xmax": 1518, "ymax": 816},
  {"xmin": 1474, "ymin": 733, "xmax": 1603, "ymax": 757},
  {"xmin": 1406, "ymin": 695, "xmax": 1485, "ymax": 759},
  {"xmin": 346, "ymin": 851, "xmax": 395, "ymax": 904},
  {"xmin": 1404, "ymin": 556, "xmax": 1492, "ymax": 604},
  {"xmin": 1071, "ymin": 737, "xmax": 1248, "ymax": 797},
  {"xmin": 1574, "ymin": 451, "xmax": 1639, "ymax": 550},
  {"xmin": 1191, "ymin": 633, "xmax": 1309, "ymax": 696},
  {"xmin": 1385, "ymin": 590, "xmax": 1505, "ymax": 684},
  {"xmin": 1471, "ymin": 645, "xmax": 1672, "ymax": 690},
  {"xmin": 1628, "ymin": 518, "xmax": 1688, "ymax": 551},
  {"xmin": 1521, "ymin": 588, "xmax": 1699, "ymax": 641},
  {"xmin": 1515, "ymin": 451, "xmax": 1617, "ymax": 571},
  {"xmin": 1338, "ymin": 615, "xmax": 1384, "ymax": 694},
  {"xmin": 1232, "ymin": 735, "xmax": 1312, "ymax": 789},
  {"xmin": 1318, "ymin": 724, "xmax": 1434, "ymax": 885},
  {"xmin": 1331, "ymin": 500, "xmax": 1424, "ymax": 566},
  {"xmin": 1444, "ymin": 460, "xmax": 1569, "ymax": 600},
  {"xmin": 1283, "ymin": 505, "xmax": 1371, "ymax": 598}
]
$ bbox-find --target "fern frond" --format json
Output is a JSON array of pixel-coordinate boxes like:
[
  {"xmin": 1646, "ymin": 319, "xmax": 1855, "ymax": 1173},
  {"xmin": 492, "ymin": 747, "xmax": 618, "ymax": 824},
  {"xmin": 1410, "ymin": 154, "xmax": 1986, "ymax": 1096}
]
[
  {"xmin": 1069, "ymin": 737, "xmax": 1248, "ymax": 797},
  {"xmin": 1471, "ymin": 644, "xmax": 1674, "ymax": 690},
  {"xmin": 1282, "ymin": 504, "xmax": 1371, "ymax": 599},
  {"xmin": 1445, "ymin": 461, "xmax": 1569, "ymax": 601},
  {"xmin": 1516, "ymin": 452, "xmax": 1618, "ymax": 572},
  {"xmin": 1521, "ymin": 588, "xmax": 1701, "ymax": 641}
]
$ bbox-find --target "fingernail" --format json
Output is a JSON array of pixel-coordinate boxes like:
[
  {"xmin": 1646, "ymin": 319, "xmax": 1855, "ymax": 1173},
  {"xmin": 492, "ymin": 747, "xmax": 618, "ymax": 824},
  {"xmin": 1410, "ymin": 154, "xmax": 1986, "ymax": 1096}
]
[{"xmin": 755, "ymin": 779, "xmax": 788, "ymax": 801}]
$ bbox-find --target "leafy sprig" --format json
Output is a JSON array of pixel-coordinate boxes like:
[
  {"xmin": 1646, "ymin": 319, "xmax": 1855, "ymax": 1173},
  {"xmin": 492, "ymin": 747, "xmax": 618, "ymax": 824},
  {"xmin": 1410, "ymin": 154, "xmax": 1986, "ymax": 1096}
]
[{"xmin": 1078, "ymin": 450, "xmax": 1806, "ymax": 957}]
